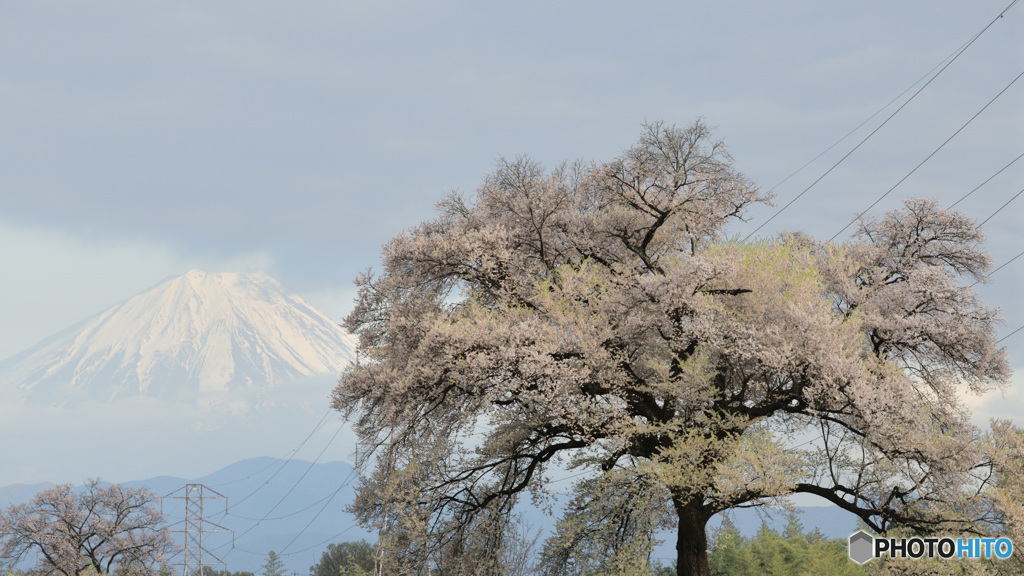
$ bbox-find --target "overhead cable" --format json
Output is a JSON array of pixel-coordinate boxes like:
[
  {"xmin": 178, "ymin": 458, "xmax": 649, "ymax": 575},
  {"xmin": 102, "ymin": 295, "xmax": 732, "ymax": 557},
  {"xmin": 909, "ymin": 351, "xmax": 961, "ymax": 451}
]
[
  {"xmin": 970, "ymin": 248, "xmax": 1024, "ymax": 288},
  {"xmin": 756, "ymin": 50, "xmax": 959, "ymax": 199},
  {"xmin": 743, "ymin": 0, "xmax": 1020, "ymax": 242},
  {"xmin": 997, "ymin": 325, "xmax": 1022, "ymax": 344},
  {"xmin": 948, "ymin": 151, "xmax": 1024, "ymax": 209},
  {"xmin": 214, "ymin": 408, "xmax": 335, "ymax": 511},
  {"xmin": 986, "ymin": 249, "xmax": 1024, "ymax": 280},
  {"xmin": 829, "ymin": 66, "xmax": 1024, "ymax": 242},
  {"xmin": 210, "ymin": 408, "xmax": 334, "ymax": 488},
  {"xmin": 279, "ymin": 524, "xmax": 362, "ymax": 556},
  {"xmin": 977, "ymin": 186, "xmax": 1024, "ymax": 228},
  {"xmin": 219, "ymin": 420, "xmax": 347, "ymax": 551},
  {"xmin": 279, "ymin": 466, "xmax": 363, "ymax": 553}
]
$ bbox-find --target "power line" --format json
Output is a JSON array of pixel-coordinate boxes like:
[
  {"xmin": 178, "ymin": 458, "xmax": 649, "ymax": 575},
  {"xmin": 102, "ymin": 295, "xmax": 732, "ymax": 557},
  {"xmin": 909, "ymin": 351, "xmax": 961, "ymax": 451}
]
[
  {"xmin": 219, "ymin": 427, "xmax": 365, "ymax": 562},
  {"xmin": 217, "ymin": 521, "xmax": 361, "ymax": 558},
  {"xmin": 948, "ymin": 152, "xmax": 1024, "ymax": 209},
  {"xmin": 163, "ymin": 484, "xmax": 233, "ymax": 576},
  {"xmin": 214, "ymin": 543, "xmax": 265, "ymax": 558},
  {"xmin": 219, "ymin": 486, "xmax": 345, "ymax": 522},
  {"xmin": 829, "ymin": 65, "xmax": 1024, "ymax": 242},
  {"xmin": 221, "ymin": 527, "xmax": 361, "ymax": 558},
  {"xmin": 207, "ymin": 410, "xmax": 328, "ymax": 488},
  {"xmin": 997, "ymin": 325, "xmax": 1023, "ymax": 344},
  {"xmin": 970, "ymin": 248, "xmax": 1024, "ymax": 288},
  {"xmin": 977, "ymin": 185, "xmax": 1024, "ymax": 228},
  {"xmin": 743, "ymin": 0, "xmax": 1020, "ymax": 242},
  {"xmin": 279, "ymin": 465, "xmax": 363, "ymax": 553},
  {"xmin": 214, "ymin": 408, "xmax": 335, "ymax": 510},
  {"xmin": 987, "ymin": 249, "xmax": 1024, "ymax": 280},
  {"xmin": 280, "ymin": 525, "xmax": 362, "ymax": 556},
  {"xmin": 218, "ymin": 420, "xmax": 347, "ymax": 554},
  {"xmin": 160, "ymin": 409, "xmax": 354, "ymax": 563},
  {"xmin": 756, "ymin": 50, "xmax": 959, "ymax": 199}
]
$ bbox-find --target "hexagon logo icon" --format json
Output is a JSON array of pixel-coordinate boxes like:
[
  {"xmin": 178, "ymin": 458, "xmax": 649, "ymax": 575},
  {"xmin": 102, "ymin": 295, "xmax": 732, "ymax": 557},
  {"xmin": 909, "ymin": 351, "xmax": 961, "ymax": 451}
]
[{"xmin": 849, "ymin": 530, "xmax": 875, "ymax": 564}]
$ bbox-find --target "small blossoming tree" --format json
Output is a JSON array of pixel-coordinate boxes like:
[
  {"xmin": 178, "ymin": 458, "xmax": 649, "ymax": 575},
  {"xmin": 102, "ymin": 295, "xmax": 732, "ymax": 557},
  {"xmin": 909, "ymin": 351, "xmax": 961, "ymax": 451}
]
[{"xmin": 0, "ymin": 479, "xmax": 175, "ymax": 576}]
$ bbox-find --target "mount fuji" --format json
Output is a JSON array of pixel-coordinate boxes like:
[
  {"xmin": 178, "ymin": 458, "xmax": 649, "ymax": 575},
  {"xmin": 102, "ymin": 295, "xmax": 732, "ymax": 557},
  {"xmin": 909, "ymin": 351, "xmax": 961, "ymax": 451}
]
[{"xmin": 0, "ymin": 270, "xmax": 358, "ymax": 412}]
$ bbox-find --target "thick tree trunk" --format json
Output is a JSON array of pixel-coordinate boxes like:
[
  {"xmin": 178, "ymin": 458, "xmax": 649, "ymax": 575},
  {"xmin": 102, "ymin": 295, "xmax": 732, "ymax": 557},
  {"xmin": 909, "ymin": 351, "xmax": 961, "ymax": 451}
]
[{"xmin": 673, "ymin": 497, "xmax": 710, "ymax": 576}]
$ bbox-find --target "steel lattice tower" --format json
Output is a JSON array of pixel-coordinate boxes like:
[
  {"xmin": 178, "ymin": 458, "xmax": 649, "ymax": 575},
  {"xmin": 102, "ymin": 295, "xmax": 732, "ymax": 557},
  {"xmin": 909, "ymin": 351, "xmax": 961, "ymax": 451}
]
[{"xmin": 163, "ymin": 484, "xmax": 233, "ymax": 576}]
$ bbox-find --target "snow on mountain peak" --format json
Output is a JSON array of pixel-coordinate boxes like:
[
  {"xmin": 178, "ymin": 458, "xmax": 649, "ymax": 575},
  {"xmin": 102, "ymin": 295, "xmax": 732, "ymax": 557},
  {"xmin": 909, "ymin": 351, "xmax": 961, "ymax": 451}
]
[{"xmin": 0, "ymin": 271, "xmax": 357, "ymax": 410}]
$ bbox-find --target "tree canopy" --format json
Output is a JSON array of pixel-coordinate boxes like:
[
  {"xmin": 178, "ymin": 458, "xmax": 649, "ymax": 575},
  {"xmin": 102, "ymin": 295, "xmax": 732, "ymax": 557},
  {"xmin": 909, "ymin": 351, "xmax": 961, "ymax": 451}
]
[
  {"xmin": 309, "ymin": 541, "xmax": 375, "ymax": 576},
  {"xmin": 0, "ymin": 479, "xmax": 175, "ymax": 576},
  {"xmin": 332, "ymin": 120, "xmax": 1011, "ymax": 576}
]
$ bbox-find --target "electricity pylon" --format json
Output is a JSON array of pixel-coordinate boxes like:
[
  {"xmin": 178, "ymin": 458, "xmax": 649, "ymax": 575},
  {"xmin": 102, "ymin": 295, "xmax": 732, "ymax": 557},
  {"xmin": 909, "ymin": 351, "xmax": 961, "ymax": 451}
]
[{"xmin": 163, "ymin": 484, "xmax": 233, "ymax": 576}]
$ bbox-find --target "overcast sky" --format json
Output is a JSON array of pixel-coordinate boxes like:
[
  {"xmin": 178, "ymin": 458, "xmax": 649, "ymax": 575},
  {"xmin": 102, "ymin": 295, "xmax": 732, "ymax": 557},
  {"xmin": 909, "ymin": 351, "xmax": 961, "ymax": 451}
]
[{"xmin": 1, "ymin": 1, "xmax": 1022, "ymax": 485}]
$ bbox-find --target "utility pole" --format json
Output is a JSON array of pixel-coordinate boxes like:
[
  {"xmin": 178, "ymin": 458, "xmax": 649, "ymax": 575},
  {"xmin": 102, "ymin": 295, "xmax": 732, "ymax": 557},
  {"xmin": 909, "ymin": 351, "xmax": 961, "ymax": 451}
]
[{"xmin": 163, "ymin": 484, "xmax": 233, "ymax": 576}]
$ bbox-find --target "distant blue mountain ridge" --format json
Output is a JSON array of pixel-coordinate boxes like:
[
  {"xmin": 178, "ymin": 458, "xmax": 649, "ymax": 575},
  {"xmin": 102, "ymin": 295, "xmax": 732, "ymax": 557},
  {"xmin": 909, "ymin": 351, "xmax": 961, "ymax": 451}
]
[{"xmin": 1, "ymin": 458, "xmax": 859, "ymax": 573}]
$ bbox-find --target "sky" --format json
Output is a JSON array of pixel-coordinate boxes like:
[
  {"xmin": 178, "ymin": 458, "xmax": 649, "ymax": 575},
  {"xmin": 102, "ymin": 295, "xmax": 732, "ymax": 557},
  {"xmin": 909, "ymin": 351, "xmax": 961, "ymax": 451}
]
[{"xmin": 1, "ymin": 1, "xmax": 1022, "ymax": 487}]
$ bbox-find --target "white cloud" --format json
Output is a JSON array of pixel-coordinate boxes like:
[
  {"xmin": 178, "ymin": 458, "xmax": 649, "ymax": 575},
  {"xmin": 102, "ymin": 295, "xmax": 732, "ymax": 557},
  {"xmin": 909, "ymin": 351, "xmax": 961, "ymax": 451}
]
[
  {"xmin": 0, "ymin": 374, "xmax": 354, "ymax": 486},
  {"xmin": 964, "ymin": 371, "xmax": 1024, "ymax": 428}
]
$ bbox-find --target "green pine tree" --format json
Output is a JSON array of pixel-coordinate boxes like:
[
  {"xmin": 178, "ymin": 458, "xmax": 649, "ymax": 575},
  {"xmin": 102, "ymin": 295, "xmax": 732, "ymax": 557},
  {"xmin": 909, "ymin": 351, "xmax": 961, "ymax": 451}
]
[
  {"xmin": 709, "ymin": 516, "xmax": 755, "ymax": 576},
  {"xmin": 260, "ymin": 551, "xmax": 286, "ymax": 576},
  {"xmin": 782, "ymin": 513, "xmax": 809, "ymax": 573},
  {"xmin": 754, "ymin": 522, "xmax": 792, "ymax": 576}
]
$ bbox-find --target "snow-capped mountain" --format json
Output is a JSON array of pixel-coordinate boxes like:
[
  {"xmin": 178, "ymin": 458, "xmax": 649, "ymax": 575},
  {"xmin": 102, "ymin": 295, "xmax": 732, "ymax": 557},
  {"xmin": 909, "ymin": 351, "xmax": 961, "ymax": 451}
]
[{"xmin": 0, "ymin": 270, "xmax": 357, "ymax": 410}]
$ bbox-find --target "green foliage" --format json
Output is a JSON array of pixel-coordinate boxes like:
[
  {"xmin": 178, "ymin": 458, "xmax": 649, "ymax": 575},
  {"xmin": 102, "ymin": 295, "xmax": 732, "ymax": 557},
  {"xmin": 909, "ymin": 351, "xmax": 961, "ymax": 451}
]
[
  {"xmin": 309, "ymin": 541, "xmax": 375, "ymax": 576},
  {"xmin": 260, "ymin": 552, "xmax": 286, "ymax": 576},
  {"xmin": 200, "ymin": 569, "xmax": 256, "ymax": 576},
  {"xmin": 650, "ymin": 562, "xmax": 677, "ymax": 576},
  {"xmin": 537, "ymin": 471, "xmax": 674, "ymax": 576},
  {"xmin": 708, "ymin": 517, "xmax": 755, "ymax": 576},
  {"xmin": 707, "ymin": 515, "xmax": 866, "ymax": 576}
]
